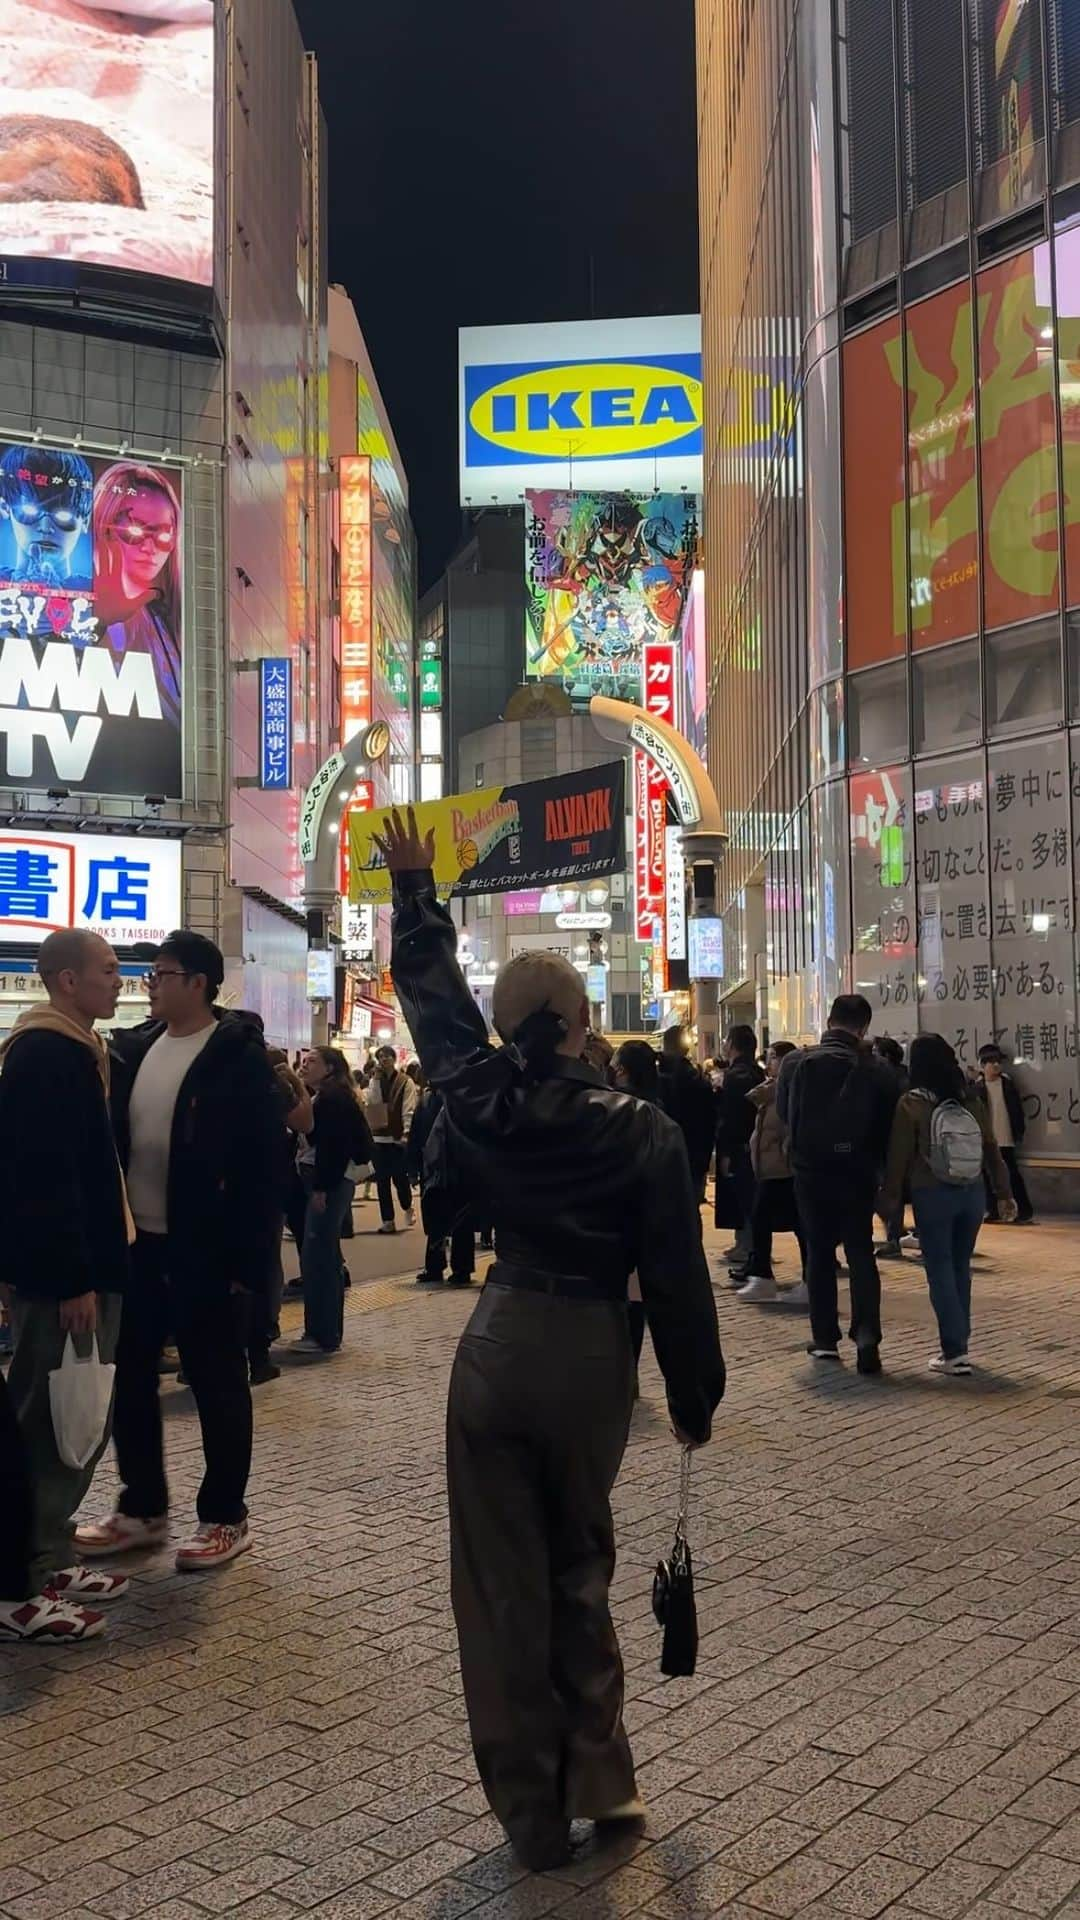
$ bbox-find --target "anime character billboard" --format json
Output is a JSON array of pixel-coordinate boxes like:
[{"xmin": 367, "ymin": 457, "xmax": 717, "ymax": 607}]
[
  {"xmin": 524, "ymin": 489, "xmax": 699, "ymax": 706},
  {"xmin": 0, "ymin": 442, "xmax": 183, "ymax": 796}
]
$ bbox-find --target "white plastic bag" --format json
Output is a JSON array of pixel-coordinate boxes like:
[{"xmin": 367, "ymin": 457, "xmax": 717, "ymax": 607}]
[{"xmin": 49, "ymin": 1334, "xmax": 116, "ymax": 1470}]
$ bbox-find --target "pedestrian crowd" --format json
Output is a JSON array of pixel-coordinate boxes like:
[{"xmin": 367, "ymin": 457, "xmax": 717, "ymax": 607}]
[{"xmin": 0, "ymin": 814, "xmax": 1045, "ymax": 1887}]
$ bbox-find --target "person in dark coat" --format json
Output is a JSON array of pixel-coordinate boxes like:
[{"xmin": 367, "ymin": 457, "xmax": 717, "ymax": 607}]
[
  {"xmin": 978, "ymin": 1044, "xmax": 1035, "ymax": 1223},
  {"xmin": 714, "ymin": 1024, "xmax": 765, "ymax": 1266},
  {"xmin": 411, "ymin": 1084, "xmax": 476, "ymax": 1287},
  {"xmin": 293, "ymin": 1047, "xmax": 372, "ymax": 1353},
  {"xmin": 657, "ymin": 1025, "xmax": 716, "ymax": 1200},
  {"xmin": 872, "ymin": 1036, "xmax": 910, "ymax": 1255},
  {"xmin": 77, "ymin": 931, "xmax": 285, "ymax": 1574},
  {"xmin": 378, "ymin": 807, "xmax": 725, "ymax": 1874}
]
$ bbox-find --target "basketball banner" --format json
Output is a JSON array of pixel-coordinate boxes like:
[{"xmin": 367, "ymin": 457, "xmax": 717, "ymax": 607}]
[{"xmin": 348, "ymin": 762, "xmax": 626, "ymax": 905}]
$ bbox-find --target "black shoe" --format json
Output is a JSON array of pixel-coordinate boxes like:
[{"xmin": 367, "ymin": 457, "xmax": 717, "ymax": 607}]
[
  {"xmin": 250, "ymin": 1359, "xmax": 281, "ymax": 1385},
  {"xmin": 446, "ymin": 1273, "xmax": 474, "ymax": 1288},
  {"xmin": 285, "ymin": 1278, "xmax": 304, "ymax": 1293},
  {"xmin": 342, "ymin": 1271, "xmax": 352, "ymax": 1289},
  {"xmin": 856, "ymin": 1343, "xmax": 882, "ymax": 1376},
  {"xmin": 479, "ymin": 1235, "xmax": 494, "ymax": 1252},
  {"xmin": 807, "ymin": 1344, "xmax": 841, "ymax": 1362},
  {"xmin": 415, "ymin": 1272, "xmax": 444, "ymax": 1287}
]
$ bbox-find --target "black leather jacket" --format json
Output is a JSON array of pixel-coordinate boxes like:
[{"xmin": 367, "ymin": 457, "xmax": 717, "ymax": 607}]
[{"xmin": 391, "ymin": 870, "xmax": 725, "ymax": 1442}]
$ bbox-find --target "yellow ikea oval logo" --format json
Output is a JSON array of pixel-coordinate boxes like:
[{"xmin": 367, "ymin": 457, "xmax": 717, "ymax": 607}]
[{"xmin": 466, "ymin": 358, "xmax": 703, "ymax": 463}]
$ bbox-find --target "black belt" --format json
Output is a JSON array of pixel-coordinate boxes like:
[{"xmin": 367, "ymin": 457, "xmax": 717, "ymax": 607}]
[{"xmin": 487, "ymin": 1260, "xmax": 626, "ymax": 1303}]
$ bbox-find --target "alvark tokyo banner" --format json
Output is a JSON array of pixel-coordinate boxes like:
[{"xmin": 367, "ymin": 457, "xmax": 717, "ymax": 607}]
[{"xmin": 349, "ymin": 763, "xmax": 626, "ymax": 905}]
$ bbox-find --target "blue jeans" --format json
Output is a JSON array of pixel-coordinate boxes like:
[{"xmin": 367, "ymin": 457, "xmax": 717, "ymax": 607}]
[
  {"xmin": 912, "ymin": 1181, "xmax": 984, "ymax": 1359},
  {"xmin": 301, "ymin": 1173, "xmax": 355, "ymax": 1351}
]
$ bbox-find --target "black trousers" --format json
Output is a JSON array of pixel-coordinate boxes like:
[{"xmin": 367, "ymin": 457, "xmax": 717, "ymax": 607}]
[
  {"xmin": 794, "ymin": 1171, "xmax": 882, "ymax": 1351},
  {"xmin": 114, "ymin": 1233, "xmax": 252, "ymax": 1526},
  {"xmin": 248, "ymin": 1212, "xmax": 285, "ymax": 1362},
  {"xmin": 985, "ymin": 1147, "xmax": 1034, "ymax": 1222},
  {"xmin": 0, "ymin": 1368, "xmax": 32, "ymax": 1601},
  {"xmin": 747, "ymin": 1178, "xmax": 806, "ymax": 1279},
  {"xmin": 372, "ymin": 1141, "xmax": 412, "ymax": 1224},
  {"xmin": 447, "ymin": 1281, "xmax": 637, "ymax": 1865},
  {"xmin": 425, "ymin": 1221, "xmax": 475, "ymax": 1281}
]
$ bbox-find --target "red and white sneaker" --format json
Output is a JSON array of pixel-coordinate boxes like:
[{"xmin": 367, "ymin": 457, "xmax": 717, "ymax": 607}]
[
  {"xmin": 175, "ymin": 1521, "xmax": 251, "ymax": 1573},
  {"xmin": 0, "ymin": 1591, "xmax": 106, "ymax": 1642},
  {"xmin": 74, "ymin": 1513, "xmax": 168, "ymax": 1559},
  {"xmin": 48, "ymin": 1566, "xmax": 131, "ymax": 1603}
]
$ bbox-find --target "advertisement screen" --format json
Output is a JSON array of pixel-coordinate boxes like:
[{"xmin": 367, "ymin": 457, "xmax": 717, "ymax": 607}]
[
  {"xmin": 0, "ymin": 826, "xmax": 180, "ymax": 946},
  {"xmin": 460, "ymin": 315, "xmax": 702, "ymax": 506},
  {"xmin": 0, "ymin": 441, "xmax": 184, "ymax": 797},
  {"xmin": 525, "ymin": 489, "xmax": 698, "ymax": 707},
  {"xmin": 0, "ymin": 0, "xmax": 214, "ymax": 289},
  {"xmin": 349, "ymin": 762, "xmax": 626, "ymax": 905}
]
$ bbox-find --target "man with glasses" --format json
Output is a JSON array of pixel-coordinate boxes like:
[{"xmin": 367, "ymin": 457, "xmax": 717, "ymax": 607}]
[{"xmin": 77, "ymin": 930, "xmax": 283, "ymax": 1572}]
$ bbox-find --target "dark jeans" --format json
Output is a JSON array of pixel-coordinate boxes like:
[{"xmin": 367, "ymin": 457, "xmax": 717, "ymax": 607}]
[
  {"xmin": 627, "ymin": 1300, "xmax": 646, "ymax": 1366},
  {"xmin": 301, "ymin": 1171, "xmax": 355, "ymax": 1350},
  {"xmin": 794, "ymin": 1170, "xmax": 882, "ymax": 1352},
  {"xmin": 425, "ymin": 1221, "xmax": 475, "ymax": 1281},
  {"xmin": 912, "ymin": 1180, "xmax": 984, "ymax": 1359},
  {"xmin": 373, "ymin": 1141, "xmax": 412, "ymax": 1224},
  {"xmin": 985, "ymin": 1147, "xmax": 1034, "ymax": 1222},
  {"xmin": 447, "ymin": 1283, "xmax": 637, "ymax": 1864},
  {"xmin": 0, "ymin": 1367, "xmax": 32, "ymax": 1601},
  {"xmin": 114, "ymin": 1233, "xmax": 252, "ymax": 1526},
  {"xmin": 747, "ymin": 1178, "xmax": 806, "ymax": 1279},
  {"xmin": 248, "ymin": 1212, "xmax": 285, "ymax": 1363}
]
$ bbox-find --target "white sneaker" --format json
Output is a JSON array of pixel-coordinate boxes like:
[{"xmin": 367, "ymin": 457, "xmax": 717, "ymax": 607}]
[
  {"xmin": 405, "ymin": 1208, "xmax": 417, "ymax": 1228},
  {"xmin": 928, "ymin": 1353, "xmax": 972, "ymax": 1377},
  {"xmin": 74, "ymin": 1512, "xmax": 168, "ymax": 1559},
  {"xmin": 783, "ymin": 1281, "xmax": 810, "ymax": 1307},
  {"xmin": 292, "ymin": 1334, "xmax": 333, "ymax": 1355},
  {"xmin": 0, "ymin": 1591, "xmax": 106, "ymax": 1642},
  {"xmin": 48, "ymin": 1566, "xmax": 130, "ymax": 1603},
  {"xmin": 900, "ymin": 1232, "xmax": 920, "ymax": 1249},
  {"xmin": 377, "ymin": 1221, "xmax": 397, "ymax": 1235},
  {"xmin": 175, "ymin": 1521, "xmax": 252, "ymax": 1573},
  {"xmin": 735, "ymin": 1274, "xmax": 778, "ymax": 1303}
]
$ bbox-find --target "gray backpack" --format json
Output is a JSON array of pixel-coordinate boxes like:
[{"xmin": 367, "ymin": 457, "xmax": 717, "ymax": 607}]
[{"xmin": 921, "ymin": 1093, "xmax": 984, "ymax": 1186}]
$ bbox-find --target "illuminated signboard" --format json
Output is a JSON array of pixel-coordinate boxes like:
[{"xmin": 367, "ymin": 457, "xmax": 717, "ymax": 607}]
[
  {"xmin": 461, "ymin": 315, "xmax": 702, "ymax": 506},
  {"xmin": 665, "ymin": 824, "xmax": 687, "ymax": 962},
  {"xmin": 689, "ymin": 917, "xmax": 725, "ymax": 979},
  {"xmin": 339, "ymin": 455, "xmax": 373, "ymax": 738},
  {"xmin": 306, "ymin": 950, "xmax": 335, "ymax": 1001},
  {"xmin": 0, "ymin": 441, "xmax": 183, "ymax": 797},
  {"xmin": 0, "ymin": 0, "xmax": 214, "ymax": 290},
  {"xmin": 0, "ymin": 827, "xmax": 181, "ymax": 947},
  {"xmin": 636, "ymin": 640, "xmax": 675, "ymax": 972},
  {"xmin": 259, "ymin": 659, "xmax": 292, "ymax": 791}
]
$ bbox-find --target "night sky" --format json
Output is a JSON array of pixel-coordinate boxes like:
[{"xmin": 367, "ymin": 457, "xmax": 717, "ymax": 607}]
[{"xmin": 292, "ymin": 0, "xmax": 699, "ymax": 591}]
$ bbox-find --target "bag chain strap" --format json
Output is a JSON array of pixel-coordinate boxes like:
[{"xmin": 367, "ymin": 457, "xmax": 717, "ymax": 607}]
[{"xmin": 675, "ymin": 1443, "xmax": 692, "ymax": 1546}]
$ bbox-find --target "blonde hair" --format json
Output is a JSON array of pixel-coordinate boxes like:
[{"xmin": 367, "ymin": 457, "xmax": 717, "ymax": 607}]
[{"xmin": 491, "ymin": 949, "xmax": 585, "ymax": 1045}]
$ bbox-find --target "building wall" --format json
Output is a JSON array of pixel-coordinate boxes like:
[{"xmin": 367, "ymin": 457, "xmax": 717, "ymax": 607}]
[
  {"xmin": 698, "ymin": 0, "xmax": 1080, "ymax": 1200},
  {"xmin": 443, "ymin": 514, "xmax": 527, "ymax": 790}
]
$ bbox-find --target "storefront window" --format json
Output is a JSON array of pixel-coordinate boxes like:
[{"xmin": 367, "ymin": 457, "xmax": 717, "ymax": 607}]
[
  {"xmin": 850, "ymin": 764, "xmax": 917, "ymax": 1042},
  {"xmin": 977, "ymin": 247, "xmax": 1060, "ymax": 632},
  {"xmin": 905, "ymin": 281, "xmax": 979, "ymax": 649},
  {"xmin": 843, "ymin": 314, "xmax": 907, "ymax": 667},
  {"xmin": 913, "ymin": 754, "xmax": 991, "ymax": 1056},
  {"xmin": 913, "ymin": 639, "xmax": 981, "ymax": 752},
  {"xmin": 810, "ymin": 677, "xmax": 845, "ymax": 783},
  {"xmin": 848, "ymin": 659, "xmax": 909, "ymax": 766},
  {"xmin": 988, "ymin": 736, "xmax": 1078, "ymax": 1158},
  {"xmin": 986, "ymin": 617, "xmax": 1062, "ymax": 735}
]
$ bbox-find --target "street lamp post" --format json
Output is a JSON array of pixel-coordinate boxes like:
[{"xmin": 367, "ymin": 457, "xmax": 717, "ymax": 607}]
[{"xmin": 299, "ymin": 720, "xmax": 392, "ymax": 1045}]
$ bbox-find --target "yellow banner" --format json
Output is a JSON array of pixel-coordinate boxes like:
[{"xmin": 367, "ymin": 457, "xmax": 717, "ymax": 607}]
[{"xmin": 349, "ymin": 786, "xmax": 510, "ymax": 904}]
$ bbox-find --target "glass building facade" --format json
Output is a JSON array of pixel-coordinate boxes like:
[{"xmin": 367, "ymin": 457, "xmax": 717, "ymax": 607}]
[{"xmin": 697, "ymin": 0, "xmax": 1080, "ymax": 1197}]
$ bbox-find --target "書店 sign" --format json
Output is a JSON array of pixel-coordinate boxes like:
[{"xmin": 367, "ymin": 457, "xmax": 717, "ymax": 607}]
[
  {"xmin": 0, "ymin": 829, "xmax": 181, "ymax": 947},
  {"xmin": 460, "ymin": 316, "xmax": 702, "ymax": 506},
  {"xmin": 349, "ymin": 763, "xmax": 626, "ymax": 904}
]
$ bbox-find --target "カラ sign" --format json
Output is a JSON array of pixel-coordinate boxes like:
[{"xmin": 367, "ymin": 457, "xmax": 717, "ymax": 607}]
[{"xmin": 349, "ymin": 763, "xmax": 626, "ymax": 904}]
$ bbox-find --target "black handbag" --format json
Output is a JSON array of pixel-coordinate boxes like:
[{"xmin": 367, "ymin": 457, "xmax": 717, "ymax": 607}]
[{"xmin": 652, "ymin": 1447, "xmax": 698, "ymax": 1678}]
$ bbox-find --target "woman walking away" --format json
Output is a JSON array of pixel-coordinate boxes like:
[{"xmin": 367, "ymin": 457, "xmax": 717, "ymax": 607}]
[
  {"xmin": 880, "ymin": 1033, "xmax": 1015, "ymax": 1376},
  {"xmin": 733, "ymin": 1041, "xmax": 807, "ymax": 1306},
  {"xmin": 377, "ymin": 808, "xmax": 724, "ymax": 1874},
  {"xmin": 293, "ymin": 1048, "xmax": 373, "ymax": 1356}
]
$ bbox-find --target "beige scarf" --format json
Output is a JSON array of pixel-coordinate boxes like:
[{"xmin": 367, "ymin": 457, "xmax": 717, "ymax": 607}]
[{"xmin": 2, "ymin": 1006, "xmax": 137, "ymax": 1246}]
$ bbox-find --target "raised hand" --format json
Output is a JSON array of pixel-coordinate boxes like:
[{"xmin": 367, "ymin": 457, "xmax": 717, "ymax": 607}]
[{"xmin": 372, "ymin": 805, "xmax": 436, "ymax": 874}]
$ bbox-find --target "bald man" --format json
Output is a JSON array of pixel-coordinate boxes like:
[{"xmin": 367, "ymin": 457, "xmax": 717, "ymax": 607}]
[
  {"xmin": 0, "ymin": 929, "xmax": 132, "ymax": 1641},
  {"xmin": 378, "ymin": 809, "xmax": 725, "ymax": 1874}
]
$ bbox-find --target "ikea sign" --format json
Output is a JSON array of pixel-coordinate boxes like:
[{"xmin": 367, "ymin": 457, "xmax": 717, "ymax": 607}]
[{"xmin": 460, "ymin": 316, "xmax": 702, "ymax": 507}]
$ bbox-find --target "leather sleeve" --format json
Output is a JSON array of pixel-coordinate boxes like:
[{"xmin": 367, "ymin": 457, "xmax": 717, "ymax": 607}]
[
  {"xmin": 391, "ymin": 870, "xmax": 493, "ymax": 1086},
  {"xmin": 637, "ymin": 1112, "xmax": 726, "ymax": 1443}
]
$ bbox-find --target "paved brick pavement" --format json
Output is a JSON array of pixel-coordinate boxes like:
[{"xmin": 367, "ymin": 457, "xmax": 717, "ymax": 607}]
[{"xmin": 5, "ymin": 1204, "xmax": 1080, "ymax": 1919}]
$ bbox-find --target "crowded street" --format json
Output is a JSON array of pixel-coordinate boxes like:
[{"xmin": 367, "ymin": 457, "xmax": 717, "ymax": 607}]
[{"xmin": 6, "ymin": 1214, "xmax": 1080, "ymax": 1920}]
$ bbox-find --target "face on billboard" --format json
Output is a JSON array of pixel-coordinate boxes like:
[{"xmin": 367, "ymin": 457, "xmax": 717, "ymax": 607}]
[
  {"xmin": 0, "ymin": 441, "xmax": 183, "ymax": 797},
  {"xmin": 0, "ymin": 0, "xmax": 214, "ymax": 288},
  {"xmin": 525, "ymin": 489, "xmax": 698, "ymax": 706}
]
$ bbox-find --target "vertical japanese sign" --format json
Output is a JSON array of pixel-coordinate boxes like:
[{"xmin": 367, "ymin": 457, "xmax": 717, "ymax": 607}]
[
  {"xmin": 338, "ymin": 455, "xmax": 372, "ymax": 739},
  {"xmin": 665, "ymin": 823, "xmax": 687, "ymax": 961},
  {"xmin": 0, "ymin": 828, "xmax": 181, "ymax": 946},
  {"xmin": 639, "ymin": 640, "xmax": 675, "ymax": 976},
  {"xmin": 258, "ymin": 658, "xmax": 292, "ymax": 791},
  {"xmin": 632, "ymin": 747, "xmax": 654, "ymax": 941}
]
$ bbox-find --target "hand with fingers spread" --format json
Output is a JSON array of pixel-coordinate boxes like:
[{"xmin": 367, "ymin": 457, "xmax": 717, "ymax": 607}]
[{"xmin": 372, "ymin": 806, "xmax": 436, "ymax": 875}]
